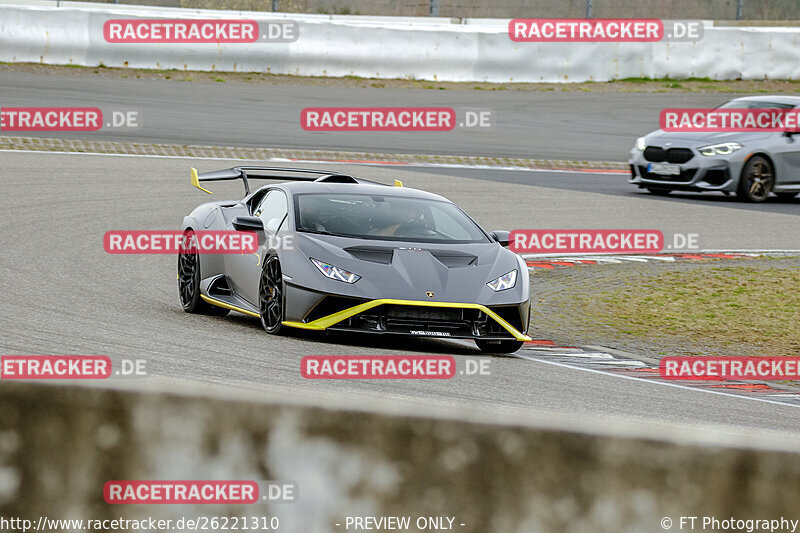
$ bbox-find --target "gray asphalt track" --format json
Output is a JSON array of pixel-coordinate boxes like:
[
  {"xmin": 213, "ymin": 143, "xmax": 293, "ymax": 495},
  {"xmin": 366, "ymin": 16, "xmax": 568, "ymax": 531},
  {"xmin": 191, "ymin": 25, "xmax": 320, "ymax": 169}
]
[
  {"xmin": 399, "ymin": 165, "xmax": 800, "ymax": 215},
  {"xmin": 3, "ymin": 149, "xmax": 800, "ymax": 447},
  {"xmin": 0, "ymin": 70, "xmax": 739, "ymax": 160}
]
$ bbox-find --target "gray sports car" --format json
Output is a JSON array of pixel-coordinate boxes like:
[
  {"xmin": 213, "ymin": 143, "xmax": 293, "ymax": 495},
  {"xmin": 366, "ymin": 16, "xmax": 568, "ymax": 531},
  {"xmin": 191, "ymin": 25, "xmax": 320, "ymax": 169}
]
[
  {"xmin": 629, "ymin": 95, "xmax": 800, "ymax": 202},
  {"xmin": 178, "ymin": 166, "xmax": 531, "ymax": 354}
]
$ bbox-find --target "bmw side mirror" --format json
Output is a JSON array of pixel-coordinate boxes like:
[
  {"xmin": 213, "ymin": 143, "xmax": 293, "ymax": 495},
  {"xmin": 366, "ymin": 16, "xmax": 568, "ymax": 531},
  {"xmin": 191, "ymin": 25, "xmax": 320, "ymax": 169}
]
[
  {"xmin": 489, "ymin": 230, "xmax": 510, "ymax": 247},
  {"xmin": 232, "ymin": 216, "xmax": 264, "ymax": 232}
]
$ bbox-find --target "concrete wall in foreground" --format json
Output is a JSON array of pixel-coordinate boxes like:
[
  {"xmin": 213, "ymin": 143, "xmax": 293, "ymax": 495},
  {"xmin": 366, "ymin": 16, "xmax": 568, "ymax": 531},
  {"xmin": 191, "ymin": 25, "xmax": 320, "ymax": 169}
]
[
  {"xmin": 1, "ymin": 2, "xmax": 800, "ymax": 82},
  {"xmin": 2, "ymin": 381, "xmax": 800, "ymax": 532}
]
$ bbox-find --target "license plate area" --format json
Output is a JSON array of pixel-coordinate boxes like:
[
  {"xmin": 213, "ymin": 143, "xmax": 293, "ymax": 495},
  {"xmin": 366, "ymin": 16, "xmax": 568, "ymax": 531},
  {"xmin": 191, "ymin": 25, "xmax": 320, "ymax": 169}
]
[{"xmin": 647, "ymin": 163, "xmax": 681, "ymax": 176}]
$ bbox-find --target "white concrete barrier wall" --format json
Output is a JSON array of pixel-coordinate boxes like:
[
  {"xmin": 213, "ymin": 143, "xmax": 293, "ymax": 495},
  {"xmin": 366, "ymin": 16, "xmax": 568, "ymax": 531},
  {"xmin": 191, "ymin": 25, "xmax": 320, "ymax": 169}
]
[
  {"xmin": 3, "ymin": 381, "xmax": 800, "ymax": 532},
  {"xmin": 1, "ymin": 2, "xmax": 799, "ymax": 82}
]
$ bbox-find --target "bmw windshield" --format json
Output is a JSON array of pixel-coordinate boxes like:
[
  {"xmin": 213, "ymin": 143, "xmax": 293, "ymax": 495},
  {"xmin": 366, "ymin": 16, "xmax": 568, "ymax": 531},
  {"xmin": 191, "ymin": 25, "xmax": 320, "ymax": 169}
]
[
  {"xmin": 294, "ymin": 193, "xmax": 490, "ymax": 244},
  {"xmin": 716, "ymin": 100, "xmax": 795, "ymax": 110}
]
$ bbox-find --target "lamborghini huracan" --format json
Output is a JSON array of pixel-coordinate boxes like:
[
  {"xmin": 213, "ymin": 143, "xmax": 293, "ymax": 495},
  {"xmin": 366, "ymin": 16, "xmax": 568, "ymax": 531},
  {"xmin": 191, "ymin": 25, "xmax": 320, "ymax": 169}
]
[{"xmin": 178, "ymin": 166, "xmax": 531, "ymax": 353}]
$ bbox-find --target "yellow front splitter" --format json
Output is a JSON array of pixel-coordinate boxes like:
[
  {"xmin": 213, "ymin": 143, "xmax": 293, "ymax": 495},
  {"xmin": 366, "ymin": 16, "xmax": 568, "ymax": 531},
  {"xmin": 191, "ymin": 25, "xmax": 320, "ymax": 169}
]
[
  {"xmin": 282, "ymin": 299, "xmax": 531, "ymax": 342},
  {"xmin": 201, "ymin": 294, "xmax": 260, "ymax": 318}
]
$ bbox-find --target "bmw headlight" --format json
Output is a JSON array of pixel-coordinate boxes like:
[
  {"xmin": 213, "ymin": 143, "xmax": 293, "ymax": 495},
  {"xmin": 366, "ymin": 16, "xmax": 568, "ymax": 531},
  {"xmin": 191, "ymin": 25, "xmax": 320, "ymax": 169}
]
[
  {"xmin": 487, "ymin": 270, "xmax": 517, "ymax": 292},
  {"xmin": 698, "ymin": 142, "xmax": 742, "ymax": 156},
  {"xmin": 635, "ymin": 137, "xmax": 646, "ymax": 151},
  {"xmin": 310, "ymin": 258, "xmax": 361, "ymax": 283}
]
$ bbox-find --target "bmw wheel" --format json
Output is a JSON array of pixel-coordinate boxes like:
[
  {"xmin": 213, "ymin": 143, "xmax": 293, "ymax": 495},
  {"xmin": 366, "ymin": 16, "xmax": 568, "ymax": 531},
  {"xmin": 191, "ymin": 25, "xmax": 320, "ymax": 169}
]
[
  {"xmin": 737, "ymin": 156, "xmax": 774, "ymax": 202},
  {"xmin": 259, "ymin": 254, "xmax": 286, "ymax": 335}
]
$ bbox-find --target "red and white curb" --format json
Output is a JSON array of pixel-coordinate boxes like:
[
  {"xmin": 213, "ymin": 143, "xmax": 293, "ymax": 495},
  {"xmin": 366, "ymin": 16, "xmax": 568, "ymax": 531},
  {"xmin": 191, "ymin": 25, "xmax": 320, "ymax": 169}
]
[
  {"xmin": 523, "ymin": 252, "xmax": 764, "ymax": 270},
  {"xmin": 515, "ymin": 339, "xmax": 800, "ymax": 407}
]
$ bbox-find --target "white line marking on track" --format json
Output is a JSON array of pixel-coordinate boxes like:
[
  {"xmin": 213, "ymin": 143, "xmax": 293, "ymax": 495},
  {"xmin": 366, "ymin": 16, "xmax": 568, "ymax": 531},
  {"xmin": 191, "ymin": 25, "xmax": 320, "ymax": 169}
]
[
  {"xmin": 588, "ymin": 258, "xmax": 623, "ymax": 263},
  {"xmin": 581, "ymin": 360, "xmax": 647, "ymax": 367},
  {"xmin": 512, "ymin": 352, "xmax": 800, "ymax": 409},
  {"xmin": 637, "ymin": 256, "xmax": 678, "ymax": 261},
  {"xmin": 520, "ymin": 347, "xmax": 584, "ymax": 352},
  {"xmin": 290, "ymin": 159, "xmax": 627, "ymax": 174},
  {"xmin": 530, "ymin": 352, "xmax": 615, "ymax": 359},
  {"xmin": 614, "ymin": 256, "xmax": 651, "ymax": 262}
]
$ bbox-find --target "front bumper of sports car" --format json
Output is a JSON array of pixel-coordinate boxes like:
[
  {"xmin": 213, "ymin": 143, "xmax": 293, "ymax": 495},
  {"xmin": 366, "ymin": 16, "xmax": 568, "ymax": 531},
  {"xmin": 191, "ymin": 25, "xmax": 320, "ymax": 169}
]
[{"xmin": 281, "ymin": 288, "xmax": 531, "ymax": 342}]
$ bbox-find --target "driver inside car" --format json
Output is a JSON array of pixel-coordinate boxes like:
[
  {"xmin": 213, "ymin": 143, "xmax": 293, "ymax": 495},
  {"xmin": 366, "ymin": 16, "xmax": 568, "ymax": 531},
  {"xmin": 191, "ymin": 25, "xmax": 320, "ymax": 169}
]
[
  {"xmin": 299, "ymin": 197, "xmax": 328, "ymax": 232},
  {"xmin": 370, "ymin": 203, "xmax": 425, "ymax": 236}
]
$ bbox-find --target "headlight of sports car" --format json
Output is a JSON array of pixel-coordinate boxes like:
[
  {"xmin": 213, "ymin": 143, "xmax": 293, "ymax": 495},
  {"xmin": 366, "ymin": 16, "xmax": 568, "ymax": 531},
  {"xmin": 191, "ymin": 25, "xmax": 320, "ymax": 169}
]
[
  {"xmin": 698, "ymin": 142, "xmax": 742, "ymax": 156},
  {"xmin": 486, "ymin": 270, "xmax": 517, "ymax": 292},
  {"xmin": 635, "ymin": 137, "xmax": 646, "ymax": 151},
  {"xmin": 310, "ymin": 258, "xmax": 361, "ymax": 283}
]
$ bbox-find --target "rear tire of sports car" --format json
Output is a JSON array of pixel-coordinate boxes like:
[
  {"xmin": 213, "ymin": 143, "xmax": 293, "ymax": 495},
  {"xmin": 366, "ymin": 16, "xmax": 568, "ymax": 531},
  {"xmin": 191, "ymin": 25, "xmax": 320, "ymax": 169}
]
[
  {"xmin": 737, "ymin": 155, "xmax": 774, "ymax": 202},
  {"xmin": 475, "ymin": 339, "xmax": 524, "ymax": 354},
  {"xmin": 259, "ymin": 254, "xmax": 286, "ymax": 335},
  {"xmin": 646, "ymin": 188, "xmax": 672, "ymax": 196},
  {"xmin": 178, "ymin": 230, "xmax": 230, "ymax": 316}
]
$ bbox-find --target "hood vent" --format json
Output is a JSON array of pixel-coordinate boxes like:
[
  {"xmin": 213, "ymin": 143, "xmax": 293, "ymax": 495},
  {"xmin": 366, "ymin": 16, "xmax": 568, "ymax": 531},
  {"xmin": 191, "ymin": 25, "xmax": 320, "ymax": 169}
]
[
  {"xmin": 345, "ymin": 246, "xmax": 477, "ymax": 267},
  {"xmin": 345, "ymin": 246, "xmax": 394, "ymax": 264},
  {"xmin": 430, "ymin": 252, "xmax": 477, "ymax": 268}
]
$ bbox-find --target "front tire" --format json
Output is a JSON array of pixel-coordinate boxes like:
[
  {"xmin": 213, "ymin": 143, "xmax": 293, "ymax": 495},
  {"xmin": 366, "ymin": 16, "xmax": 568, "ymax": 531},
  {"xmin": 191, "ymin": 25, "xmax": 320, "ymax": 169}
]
[
  {"xmin": 178, "ymin": 230, "xmax": 229, "ymax": 316},
  {"xmin": 737, "ymin": 155, "xmax": 774, "ymax": 202},
  {"xmin": 259, "ymin": 254, "xmax": 286, "ymax": 335},
  {"xmin": 475, "ymin": 339, "xmax": 524, "ymax": 354}
]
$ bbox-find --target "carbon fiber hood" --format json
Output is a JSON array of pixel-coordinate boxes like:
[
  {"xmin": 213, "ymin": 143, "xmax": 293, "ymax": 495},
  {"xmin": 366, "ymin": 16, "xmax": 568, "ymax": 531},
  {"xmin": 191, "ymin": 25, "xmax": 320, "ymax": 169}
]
[{"xmin": 281, "ymin": 232, "xmax": 529, "ymax": 305}]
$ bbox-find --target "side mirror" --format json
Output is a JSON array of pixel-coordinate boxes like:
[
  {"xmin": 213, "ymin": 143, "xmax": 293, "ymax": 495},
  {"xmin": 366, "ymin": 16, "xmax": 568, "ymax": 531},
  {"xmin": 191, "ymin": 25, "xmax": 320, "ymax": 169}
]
[
  {"xmin": 489, "ymin": 230, "xmax": 510, "ymax": 247},
  {"xmin": 232, "ymin": 216, "xmax": 264, "ymax": 232}
]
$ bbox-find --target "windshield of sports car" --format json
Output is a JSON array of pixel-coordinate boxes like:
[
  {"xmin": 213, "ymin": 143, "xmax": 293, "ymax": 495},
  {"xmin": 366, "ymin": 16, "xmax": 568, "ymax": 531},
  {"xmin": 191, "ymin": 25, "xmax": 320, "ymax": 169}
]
[
  {"xmin": 717, "ymin": 100, "xmax": 796, "ymax": 109},
  {"xmin": 294, "ymin": 193, "xmax": 490, "ymax": 243}
]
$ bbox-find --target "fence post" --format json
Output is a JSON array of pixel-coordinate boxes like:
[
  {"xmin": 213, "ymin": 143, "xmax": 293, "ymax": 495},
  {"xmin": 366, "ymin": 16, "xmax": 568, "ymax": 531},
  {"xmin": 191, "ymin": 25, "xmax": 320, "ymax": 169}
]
[
  {"xmin": 430, "ymin": 0, "xmax": 439, "ymax": 16},
  {"xmin": 585, "ymin": 0, "xmax": 592, "ymax": 18},
  {"xmin": 736, "ymin": 0, "xmax": 743, "ymax": 19}
]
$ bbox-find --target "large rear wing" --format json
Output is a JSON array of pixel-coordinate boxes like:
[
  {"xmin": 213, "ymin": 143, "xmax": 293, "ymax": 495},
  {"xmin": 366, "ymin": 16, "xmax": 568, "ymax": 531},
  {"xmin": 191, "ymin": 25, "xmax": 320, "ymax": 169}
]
[{"xmin": 189, "ymin": 166, "xmax": 400, "ymax": 196}]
